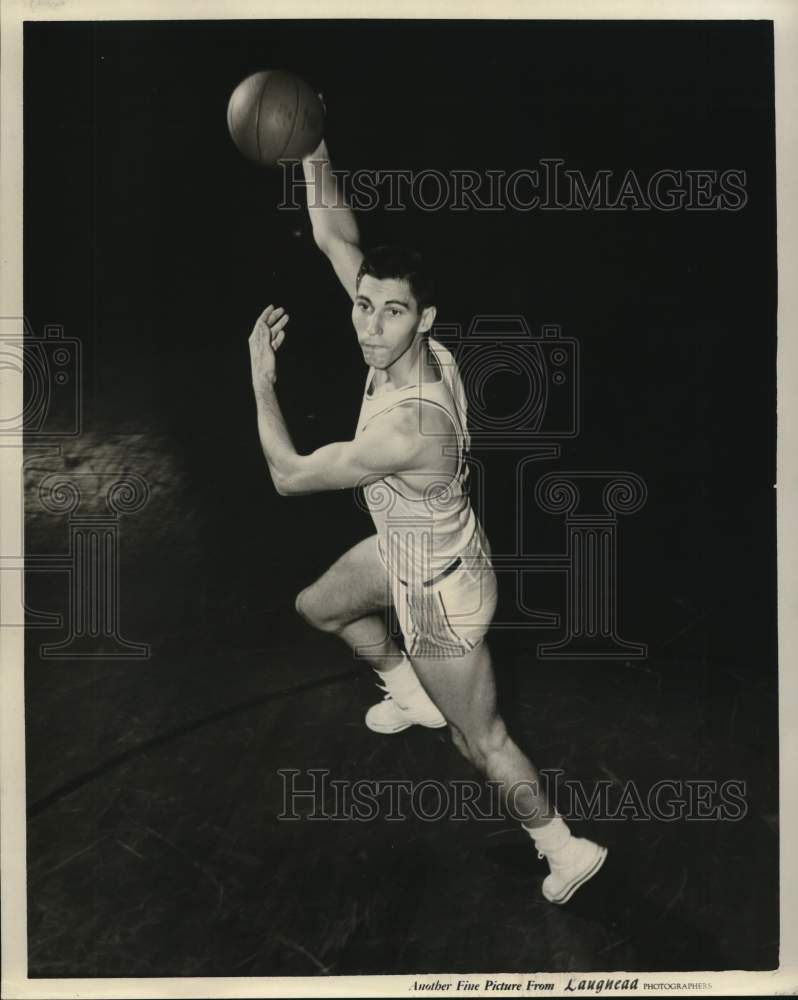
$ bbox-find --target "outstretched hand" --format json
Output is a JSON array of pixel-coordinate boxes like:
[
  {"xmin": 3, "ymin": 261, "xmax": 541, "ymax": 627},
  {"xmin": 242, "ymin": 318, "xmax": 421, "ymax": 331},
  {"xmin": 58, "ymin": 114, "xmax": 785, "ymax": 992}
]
[
  {"xmin": 302, "ymin": 93, "xmax": 327, "ymax": 162},
  {"xmin": 249, "ymin": 304, "xmax": 289, "ymax": 391}
]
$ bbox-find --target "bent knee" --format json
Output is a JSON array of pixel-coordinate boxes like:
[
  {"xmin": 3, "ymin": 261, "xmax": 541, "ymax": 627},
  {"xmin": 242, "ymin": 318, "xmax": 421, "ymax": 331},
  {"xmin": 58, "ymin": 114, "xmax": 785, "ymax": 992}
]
[
  {"xmin": 294, "ymin": 587, "xmax": 341, "ymax": 634},
  {"xmin": 294, "ymin": 587, "xmax": 310, "ymax": 620},
  {"xmin": 294, "ymin": 587, "xmax": 323, "ymax": 626}
]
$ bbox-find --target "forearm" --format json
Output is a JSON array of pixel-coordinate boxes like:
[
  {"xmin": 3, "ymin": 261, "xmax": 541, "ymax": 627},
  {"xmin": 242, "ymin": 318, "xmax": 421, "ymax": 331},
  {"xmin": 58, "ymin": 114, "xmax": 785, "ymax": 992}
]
[
  {"xmin": 302, "ymin": 139, "xmax": 359, "ymax": 250},
  {"xmin": 253, "ymin": 383, "xmax": 300, "ymax": 494}
]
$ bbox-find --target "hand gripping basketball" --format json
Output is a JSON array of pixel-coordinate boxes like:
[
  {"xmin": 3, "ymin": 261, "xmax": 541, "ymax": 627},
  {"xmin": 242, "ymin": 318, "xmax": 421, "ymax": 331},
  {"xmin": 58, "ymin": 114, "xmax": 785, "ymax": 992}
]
[{"xmin": 227, "ymin": 71, "xmax": 325, "ymax": 167}]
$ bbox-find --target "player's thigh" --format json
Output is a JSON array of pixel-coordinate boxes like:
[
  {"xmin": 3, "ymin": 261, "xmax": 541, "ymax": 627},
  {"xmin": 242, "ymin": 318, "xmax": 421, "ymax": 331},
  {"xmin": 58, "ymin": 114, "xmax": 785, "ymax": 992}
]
[
  {"xmin": 410, "ymin": 640, "xmax": 499, "ymax": 737},
  {"xmin": 298, "ymin": 534, "xmax": 391, "ymax": 624}
]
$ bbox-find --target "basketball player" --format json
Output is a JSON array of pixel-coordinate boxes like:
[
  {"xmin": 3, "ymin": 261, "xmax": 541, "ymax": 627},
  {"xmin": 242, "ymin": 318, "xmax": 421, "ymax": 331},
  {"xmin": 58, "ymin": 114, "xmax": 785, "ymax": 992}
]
[{"xmin": 247, "ymin": 138, "xmax": 608, "ymax": 904}]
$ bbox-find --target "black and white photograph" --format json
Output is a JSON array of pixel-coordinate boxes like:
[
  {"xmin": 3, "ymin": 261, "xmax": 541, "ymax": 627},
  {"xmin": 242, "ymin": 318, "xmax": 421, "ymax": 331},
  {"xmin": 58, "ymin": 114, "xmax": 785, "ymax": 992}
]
[{"xmin": 1, "ymin": 0, "xmax": 796, "ymax": 996}]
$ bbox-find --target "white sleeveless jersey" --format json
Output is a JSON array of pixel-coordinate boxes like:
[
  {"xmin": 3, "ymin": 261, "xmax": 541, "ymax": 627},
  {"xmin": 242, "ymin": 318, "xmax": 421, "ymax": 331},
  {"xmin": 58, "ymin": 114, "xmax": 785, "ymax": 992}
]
[{"xmin": 355, "ymin": 336, "xmax": 483, "ymax": 585}]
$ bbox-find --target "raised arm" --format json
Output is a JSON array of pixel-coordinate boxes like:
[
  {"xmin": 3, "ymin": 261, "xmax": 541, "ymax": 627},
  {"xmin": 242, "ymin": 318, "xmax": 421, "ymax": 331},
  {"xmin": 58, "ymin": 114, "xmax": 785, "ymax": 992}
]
[
  {"xmin": 249, "ymin": 305, "xmax": 424, "ymax": 496},
  {"xmin": 302, "ymin": 138, "xmax": 363, "ymax": 300}
]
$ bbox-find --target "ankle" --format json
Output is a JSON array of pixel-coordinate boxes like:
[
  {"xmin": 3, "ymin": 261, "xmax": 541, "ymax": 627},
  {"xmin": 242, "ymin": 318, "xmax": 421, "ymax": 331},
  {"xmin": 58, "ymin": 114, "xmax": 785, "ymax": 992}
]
[
  {"xmin": 375, "ymin": 655, "xmax": 420, "ymax": 696},
  {"xmin": 523, "ymin": 814, "xmax": 572, "ymax": 857}
]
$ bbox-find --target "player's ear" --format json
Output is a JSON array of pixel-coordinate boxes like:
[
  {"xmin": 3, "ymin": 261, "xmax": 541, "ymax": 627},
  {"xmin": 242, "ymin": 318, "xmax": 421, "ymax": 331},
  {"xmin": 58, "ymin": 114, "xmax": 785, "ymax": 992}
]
[{"xmin": 418, "ymin": 305, "xmax": 437, "ymax": 334}]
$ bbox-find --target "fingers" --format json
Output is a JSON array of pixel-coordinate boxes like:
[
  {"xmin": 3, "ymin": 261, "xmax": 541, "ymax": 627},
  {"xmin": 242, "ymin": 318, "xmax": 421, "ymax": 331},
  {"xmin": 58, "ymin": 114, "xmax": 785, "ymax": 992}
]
[
  {"xmin": 268, "ymin": 306, "xmax": 286, "ymax": 325},
  {"xmin": 257, "ymin": 305, "xmax": 289, "ymax": 329},
  {"xmin": 270, "ymin": 312, "xmax": 289, "ymax": 352},
  {"xmin": 252, "ymin": 304, "xmax": 289, "ymax": 353},
  {"xmin": 257, "ymin": 304, "xmax": 275, "ymax": 325},
  {"xmin": 270, "ymin": 313, "xmax": 289, "ymax": 335}
]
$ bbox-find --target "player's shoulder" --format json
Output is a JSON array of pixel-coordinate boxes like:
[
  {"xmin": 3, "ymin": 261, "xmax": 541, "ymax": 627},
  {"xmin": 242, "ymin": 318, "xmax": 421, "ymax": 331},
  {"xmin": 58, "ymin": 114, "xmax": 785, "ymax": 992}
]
[
  {"xmin": 374, "ymin": 400, "xmax": 425, "ymax": 437},
  {"xmin": 353, "ymin": 403, "xmax": 425, "ymax": 470},
  {"xmin": 363, "ymin": 399, "xmax": 435, "ymax": 440},
  {"xmin": 390, "ymin": 397, "xmax": 458, "ymax": 439}
]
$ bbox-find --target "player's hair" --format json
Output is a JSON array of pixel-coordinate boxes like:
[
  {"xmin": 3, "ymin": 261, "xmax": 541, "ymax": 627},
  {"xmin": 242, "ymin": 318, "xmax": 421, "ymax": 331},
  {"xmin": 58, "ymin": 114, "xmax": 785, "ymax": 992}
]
[{"xmin": 356, "ymin": 245, "xmax": 435, "ymax": 312}]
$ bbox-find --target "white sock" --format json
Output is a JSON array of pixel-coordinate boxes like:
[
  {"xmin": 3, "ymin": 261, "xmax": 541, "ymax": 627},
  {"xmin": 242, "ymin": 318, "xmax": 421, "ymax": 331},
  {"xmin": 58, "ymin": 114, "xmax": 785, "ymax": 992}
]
[
  {"xmin": 523, "ymin": 815, "xmax": 573, "ymax": 860},
  {"xmin": 375, "ymin": 654, "xmax": 425, "ymax": 704}
]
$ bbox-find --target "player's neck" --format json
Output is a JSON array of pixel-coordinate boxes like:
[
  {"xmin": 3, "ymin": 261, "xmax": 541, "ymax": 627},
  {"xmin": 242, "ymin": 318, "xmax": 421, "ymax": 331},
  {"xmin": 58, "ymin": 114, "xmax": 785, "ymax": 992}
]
[{"xmin": 375, "ymin": 335, "xmax": 439, "ymax": 392}]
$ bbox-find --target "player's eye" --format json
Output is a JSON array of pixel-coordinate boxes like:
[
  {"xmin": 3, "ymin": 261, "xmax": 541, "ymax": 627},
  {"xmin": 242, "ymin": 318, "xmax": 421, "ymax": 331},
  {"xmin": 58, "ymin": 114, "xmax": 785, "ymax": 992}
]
[{"xmin": 387, "ymin": 308, "xmax": 402, "ymax": 317}]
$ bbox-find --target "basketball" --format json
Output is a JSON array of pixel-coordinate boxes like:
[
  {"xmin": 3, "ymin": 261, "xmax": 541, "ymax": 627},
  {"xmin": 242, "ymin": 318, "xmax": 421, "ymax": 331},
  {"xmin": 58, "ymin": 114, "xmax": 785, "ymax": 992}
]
[{"xmin": 226, "ymin": 70, "xmax": 325, "ymax": 166}]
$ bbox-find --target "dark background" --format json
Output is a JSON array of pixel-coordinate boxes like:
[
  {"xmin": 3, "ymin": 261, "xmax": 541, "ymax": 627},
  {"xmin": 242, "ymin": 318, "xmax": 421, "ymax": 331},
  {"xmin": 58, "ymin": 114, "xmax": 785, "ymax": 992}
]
[{"xmin": 23, "ymin": 20, "xmax": 778, "ymax": 977}]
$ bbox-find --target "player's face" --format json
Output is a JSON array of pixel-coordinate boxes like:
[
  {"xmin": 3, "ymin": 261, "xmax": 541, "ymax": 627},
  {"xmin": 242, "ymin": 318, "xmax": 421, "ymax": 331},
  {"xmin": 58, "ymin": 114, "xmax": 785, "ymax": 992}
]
[{"xmin": 352, "ymin": 275, "xmax": 433, "ymax": 370}]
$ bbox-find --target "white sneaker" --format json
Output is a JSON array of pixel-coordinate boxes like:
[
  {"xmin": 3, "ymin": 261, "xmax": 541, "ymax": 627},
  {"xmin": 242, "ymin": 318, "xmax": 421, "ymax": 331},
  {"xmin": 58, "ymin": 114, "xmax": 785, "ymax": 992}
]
[
  {"xmin": 365, "ymin": 684, "xmax": 447, "ymax": 734},
  {"xmin": 540, "ymin": 837, "xmax": 608, "ymax": 905}
]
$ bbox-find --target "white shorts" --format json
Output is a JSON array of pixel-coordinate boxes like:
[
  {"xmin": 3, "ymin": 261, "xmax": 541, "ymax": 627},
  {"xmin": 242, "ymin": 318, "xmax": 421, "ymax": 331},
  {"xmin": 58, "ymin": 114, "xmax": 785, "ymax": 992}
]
[{"xmin": 378, "ymin": 528, "xmax": 498, "ymax": 659}]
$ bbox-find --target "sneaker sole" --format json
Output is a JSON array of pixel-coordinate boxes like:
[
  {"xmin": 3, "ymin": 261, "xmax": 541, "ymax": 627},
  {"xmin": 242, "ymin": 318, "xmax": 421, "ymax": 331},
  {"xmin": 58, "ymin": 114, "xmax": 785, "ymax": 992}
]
[
  {"xmin": 543, "ymin": 845, "xmax": 608, "ymax": 905},
  {"xmin": 365, "ymin": 717, "xmax": 448, "ymax": 734}
]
